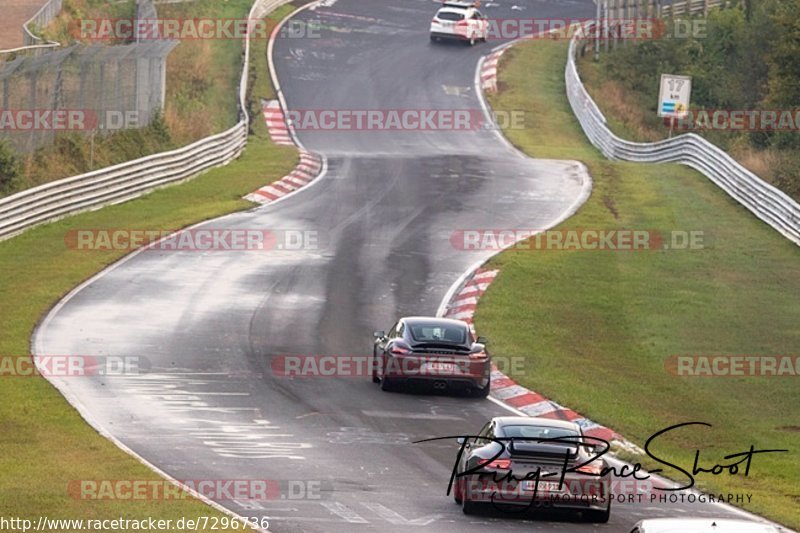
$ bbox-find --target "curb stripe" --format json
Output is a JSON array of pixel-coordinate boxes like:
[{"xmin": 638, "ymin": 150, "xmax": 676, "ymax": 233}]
[
  {"xmin": 245, "ymin": 101, "xmax": 324, "ymax": 205},
  {"xmin": 443, "ymin": 267, "xmax": 627, "ymax": 446},
  {"xmin": 270, "ymin": 181, "xmax": 295, "ymax": 194},
  {"xmin": 252, "ymin": 189, "xmax": 280, "ymax": 201},
  {"xmin": 284, "ymin": 175, "xmax": 310, "ymax": 187}
]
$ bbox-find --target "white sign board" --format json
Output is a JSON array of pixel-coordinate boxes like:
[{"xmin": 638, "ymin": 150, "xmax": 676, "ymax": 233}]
[{"xmin": 658, "ymin": 74, "xmax": 692, "ymax": 118}]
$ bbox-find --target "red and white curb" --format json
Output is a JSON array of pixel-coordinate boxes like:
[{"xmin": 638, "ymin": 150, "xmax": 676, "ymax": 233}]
[
  {"xmin": 245, "ymin": 99, "xmax": 323, "ymax": 205},
  {"xmin": 480, "ymin": 49, "xmax": 505, "ymax": 94},
  {"xmin": 262, "ymin": 98, "xmax": 294, "ymax": 146},
  {"xmin": 442, "ymin": 268, "xmax": 638, "ymax": 451},
  {"xmin": 245, "ymin": 150, "xmax": 322, "ymax": 204}
]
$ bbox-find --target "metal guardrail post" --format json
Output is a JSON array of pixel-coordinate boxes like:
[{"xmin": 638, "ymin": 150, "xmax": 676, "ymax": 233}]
[{"xmin": 563, "ymin": 23, "xmax": 800, "ymax": 246}]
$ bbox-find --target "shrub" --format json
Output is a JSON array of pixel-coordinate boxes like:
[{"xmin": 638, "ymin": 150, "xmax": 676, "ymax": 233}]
[{"xmin": 0, "ymin": 141, "xmax": 21, "ymax": 194}]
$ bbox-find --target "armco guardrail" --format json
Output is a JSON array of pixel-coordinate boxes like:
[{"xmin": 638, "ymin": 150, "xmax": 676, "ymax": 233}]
[
  {"xmin": 0, "ymin": 0, "xmax": 292, "ymax": 241},
  {"xmin": 565, "ymin": 27, "xmax": 800, "ymax": 246},
  {"xmin": 662, "ymin": 0, "xmax": 723, "ymax": 17},
  {"xmin": 22, "ymin": 0, "xmax": 62, "ymax": 48}
]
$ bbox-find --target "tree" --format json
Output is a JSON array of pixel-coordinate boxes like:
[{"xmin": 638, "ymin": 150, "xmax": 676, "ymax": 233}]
[
  {"xmin": 765, "ymin": 0, "xmax": 800, "ymax": 108},
  {"xmin": 0, "ymin": 140, "xmax": 21, "ymax": 194}
]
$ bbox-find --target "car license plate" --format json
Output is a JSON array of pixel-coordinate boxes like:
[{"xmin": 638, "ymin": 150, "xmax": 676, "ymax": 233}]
[
  {"xmin": 422, "ymin": 362, "xmax": 457, "ymax": 374},
  {"xmin": 522, "ymin": 480, "xmax": 563, "ymax": 493}
]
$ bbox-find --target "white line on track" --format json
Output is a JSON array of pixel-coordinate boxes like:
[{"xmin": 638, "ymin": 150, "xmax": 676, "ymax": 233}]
[{"xmin": 361, "ymin": 410, "xmax": 464, "ymax": 421}]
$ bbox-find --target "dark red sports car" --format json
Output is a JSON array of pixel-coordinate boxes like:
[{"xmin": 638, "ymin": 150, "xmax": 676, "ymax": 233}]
[{"xmin": 372, "ymin": 316, "xmax": 491, "ymax": 396}]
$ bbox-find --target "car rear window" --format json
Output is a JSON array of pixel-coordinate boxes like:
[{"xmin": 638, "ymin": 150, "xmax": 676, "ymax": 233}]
[
  {"xmin": 409, "ymin": 324, "xmax": 467, "ymax": 343},
  {"xmin": 437, "ymin": 11, "xmax": 465, "ymax": 21},
  {"xmin": 502, "ymin": 425, "xmax": 580, "ymax": 441}
]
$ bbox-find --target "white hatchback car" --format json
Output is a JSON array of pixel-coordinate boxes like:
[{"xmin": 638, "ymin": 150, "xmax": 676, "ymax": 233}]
[
  {"xmin": 630, "ymin": 518, "xmax": 784, "ymax": 533},
  {"xmin": 430, "ymin": 1, "xmax": 488, "ymax": 46}
]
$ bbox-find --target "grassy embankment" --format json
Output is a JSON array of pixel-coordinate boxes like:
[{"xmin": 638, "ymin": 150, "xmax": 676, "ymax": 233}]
[
  {"xmin": 479, "ymin": 39, "xmax": 800, "ymax": 529},
  {"xmin": 0, "ymin": 3, "xmax": 300, "ymax": 531}
]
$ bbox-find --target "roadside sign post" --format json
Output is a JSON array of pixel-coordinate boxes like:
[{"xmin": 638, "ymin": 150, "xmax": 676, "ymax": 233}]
[{"xmin": 658, "ymin": 74, "xmax": 692, "ymax": 138}]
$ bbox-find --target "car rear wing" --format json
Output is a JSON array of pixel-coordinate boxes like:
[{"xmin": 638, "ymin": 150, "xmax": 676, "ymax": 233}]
[
  {"xmin": 441, "ymin": 0, "xmax": 481, "ymax": 8},
  {"xmin": 508, "ymin": 439, "xmax": 579, "ymax": 459}
]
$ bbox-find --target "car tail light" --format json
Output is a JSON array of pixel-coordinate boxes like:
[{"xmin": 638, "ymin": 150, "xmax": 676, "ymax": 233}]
[
  {"xmin": 482, "ymin": 458, "xmax": 511, "ymax": 470},
  {"xmin": 577, "ymin": 462, "xmax": 602, "ymax": 475},
  {"xmin": 390, "ymin": 345, "xmax": 409, "ymax": 356},
  {"xmin": 469, "ymin": 350, "xmax": 488, "ymax": 361}
]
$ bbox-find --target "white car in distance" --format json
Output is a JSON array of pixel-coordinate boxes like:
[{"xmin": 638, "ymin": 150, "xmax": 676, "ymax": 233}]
[
  {"xmin": 629, "ymin": 518, "xmax": 785, "ymax": 533},
  {"xmin": 430, "ymin": 1, "xmax": 488, "ymax": 46}
]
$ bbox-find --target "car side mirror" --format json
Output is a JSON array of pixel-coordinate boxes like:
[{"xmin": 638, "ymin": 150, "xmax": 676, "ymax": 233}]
[
  {"xmin": 373, "ymin": 330, "xmax": 386, "ymax": 339},
  {"xmin": 476, "ymin": 336, "xmax": 488, "ymax": 344},
  {"xmin": 456, "ymin": 437, "xmax": 466, "ymax": 445}
]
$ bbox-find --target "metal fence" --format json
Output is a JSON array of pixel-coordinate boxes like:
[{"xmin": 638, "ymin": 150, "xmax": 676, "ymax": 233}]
[
  {"xmin": 596, "ymin": 0, "xmax": 724, "ymax": 19},
  {"xmin": 565, "ymin": 25, "xmax": 800, "ymax": 246},
  {"xmin": 0, "ymin": 0, "xmax": 176, "ymax": 154},
  {"xmin": 0, "ymin": 0, "xmax": 293, "ymax": 241},
  {"xmin": 589, "ymin": 0, "xmax": 725, "ymax": 57}
]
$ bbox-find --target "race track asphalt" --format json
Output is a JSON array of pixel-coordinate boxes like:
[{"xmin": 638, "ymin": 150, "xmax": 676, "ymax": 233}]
[{"xmin": 34, "ymin": 0, "xmax": 764, "ymax": 530}]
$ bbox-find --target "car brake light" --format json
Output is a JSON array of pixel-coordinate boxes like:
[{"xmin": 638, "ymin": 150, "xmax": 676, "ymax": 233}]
[
  {"xmin": 390, "ymin": 346, "xmax": 409, "ymax": 356},
  {"xmin": 482, "ymin": 458, "xmax": 511, "ymax": 470},
  {"xmin": 469, "ymin": 351, "xmax": 487, "ymax": 360},
  {"xmin": 577, "ymin": 463, "xmax": 602, "ymax": 475}
]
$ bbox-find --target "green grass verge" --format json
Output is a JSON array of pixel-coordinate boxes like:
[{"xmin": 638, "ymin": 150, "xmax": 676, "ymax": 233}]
[
  {"xmin": 482, "ymin": 40, "xmax": 800, "ymax": 529},
  {"xmin": 4, "ymin": 0, "xmax": 299, "ymax": 197},
  {"xmin": 0, "ymin": 13, "xmax": 298, "ymax": 531}
]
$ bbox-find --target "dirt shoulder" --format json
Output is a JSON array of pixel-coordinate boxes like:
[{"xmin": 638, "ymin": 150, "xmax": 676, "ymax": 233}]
[{"xmin": 0, "ymin": 0, "xmax": 45, "ymax": 49}]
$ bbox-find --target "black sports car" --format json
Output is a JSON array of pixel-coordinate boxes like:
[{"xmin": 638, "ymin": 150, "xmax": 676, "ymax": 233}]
[
  {"xmin": 372, "ymin": 316, "xmax": 491, "ymax": 396},
  {"xmin": 453, "ymin": 416, "xmax": 611, "ymax": 522}
]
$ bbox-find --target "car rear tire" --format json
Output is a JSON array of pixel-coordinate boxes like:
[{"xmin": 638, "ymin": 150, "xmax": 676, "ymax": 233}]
[
  {"xmin": 584, "ymin": 503, "xmax": 611, "ymax": 523},
  {"xmin": 462, "ymin": 495, "xmax": 481, "ymax": 515},
  {"xmin": 471, "ymin": 381, "xmax": 490, "ymax": 398},
  {"xmin": 430, "ymin": 35, "xmax": 439, "ymax": 42},
  {"xmin": 371, "ymin": 353, "xmax": 380, "ymax": 383},
  {"xmin": 380, "ymin": 376, "xmax": 396, "ymax": 392}
]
